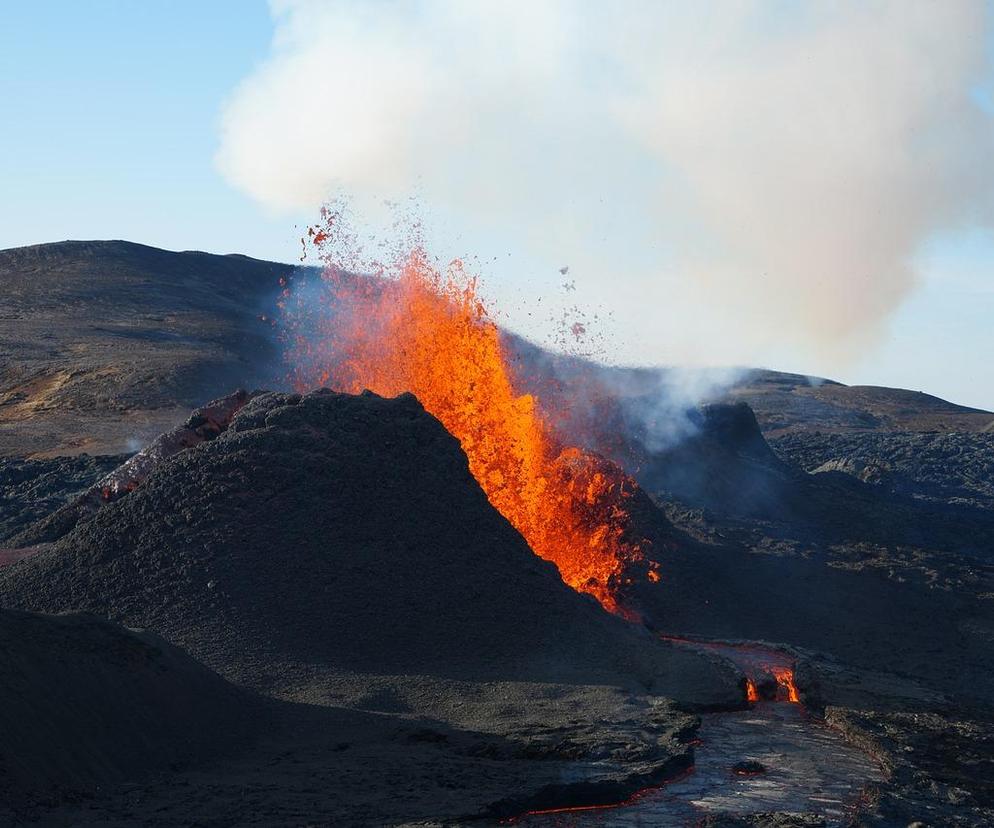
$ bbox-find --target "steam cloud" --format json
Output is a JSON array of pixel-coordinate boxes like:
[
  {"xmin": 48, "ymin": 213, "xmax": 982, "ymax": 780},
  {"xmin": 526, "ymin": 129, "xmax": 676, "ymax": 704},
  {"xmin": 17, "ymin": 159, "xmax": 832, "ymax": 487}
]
[{"xmin": 217, "ymin": 0, "xmax": 993, "ymax": 370}]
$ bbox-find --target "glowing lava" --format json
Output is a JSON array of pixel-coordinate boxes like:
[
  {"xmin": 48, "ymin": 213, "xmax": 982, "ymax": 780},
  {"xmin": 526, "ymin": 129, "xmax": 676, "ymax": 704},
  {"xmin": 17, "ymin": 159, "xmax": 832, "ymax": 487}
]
[
  {"xmin": 660, "ymin": 636, "xmax": 801, "ymax": 704},
  {"xmin": 770, "ymin": 665, "xmax": 801, "ymax": 703},
  {"xmin": 283, "ymin": 237, "xmax": 656, "ymax": 616}
]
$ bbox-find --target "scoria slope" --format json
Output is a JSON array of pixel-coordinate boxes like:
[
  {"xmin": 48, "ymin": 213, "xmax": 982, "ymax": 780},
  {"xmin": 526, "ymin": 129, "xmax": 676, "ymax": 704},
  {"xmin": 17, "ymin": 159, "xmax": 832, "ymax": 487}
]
[
  {"xmin": 0, "ymin": 388, "xmax": 738, "ymax": 706},
  {"xmin": 0, "ymin": 608, "xmax": 253, "ymax": 816}
]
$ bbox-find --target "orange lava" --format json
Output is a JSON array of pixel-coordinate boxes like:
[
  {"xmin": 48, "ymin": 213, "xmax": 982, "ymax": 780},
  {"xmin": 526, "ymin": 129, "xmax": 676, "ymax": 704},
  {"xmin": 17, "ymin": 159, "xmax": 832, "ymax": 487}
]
[
  {"xmin": 286, "ymin": 242, "xmax": 655, "ymax": 616},
  {"xmin": 770, "ymin": 666, "xmax": 800, "ymax": 703},
  {"xmin": 659, "ymin": 636, "xmax": 800, "ymax": 705},
  {"xmin": 512, "ymin": 784, "xmax": 661, "ymax": 819}
]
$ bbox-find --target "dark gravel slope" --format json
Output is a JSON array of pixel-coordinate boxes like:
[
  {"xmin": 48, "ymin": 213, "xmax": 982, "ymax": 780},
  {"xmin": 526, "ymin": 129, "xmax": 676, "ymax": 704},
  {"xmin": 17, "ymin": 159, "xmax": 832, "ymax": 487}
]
[
  {"xmin": 0, "ymin": 609, "xmax": 253, "ymax": 814},
  {"xmin": 0, "ymin": 388, "xmax": 738, "ymax": 705}
]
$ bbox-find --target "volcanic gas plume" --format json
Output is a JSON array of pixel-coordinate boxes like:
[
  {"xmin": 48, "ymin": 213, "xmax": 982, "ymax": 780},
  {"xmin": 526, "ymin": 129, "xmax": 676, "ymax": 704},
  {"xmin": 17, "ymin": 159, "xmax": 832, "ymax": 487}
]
[{"xmin": 282, "ymin": 229, "xmax": 657, "ymax": 617}]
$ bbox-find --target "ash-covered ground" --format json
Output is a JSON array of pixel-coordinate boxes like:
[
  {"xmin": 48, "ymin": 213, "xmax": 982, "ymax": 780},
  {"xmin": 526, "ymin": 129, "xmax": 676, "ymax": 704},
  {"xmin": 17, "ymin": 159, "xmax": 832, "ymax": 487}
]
[{"xmin": 2, "ymin": 240, "xmax": 994, "ymax": 826}]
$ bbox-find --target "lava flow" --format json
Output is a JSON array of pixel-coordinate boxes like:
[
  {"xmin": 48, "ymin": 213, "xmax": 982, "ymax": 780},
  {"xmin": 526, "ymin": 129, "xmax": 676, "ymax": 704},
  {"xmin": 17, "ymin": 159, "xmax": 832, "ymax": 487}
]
[
  {"xmin": 770, "ymin": 665, "xmax": 801, "ymax": 703},
  {"xmin": 283, "ymin": 231, "xmax": 656, "ymax": 616},
  {"xmin": 661, "ymin": 636, "xmax": 800, "ymax": 704}
]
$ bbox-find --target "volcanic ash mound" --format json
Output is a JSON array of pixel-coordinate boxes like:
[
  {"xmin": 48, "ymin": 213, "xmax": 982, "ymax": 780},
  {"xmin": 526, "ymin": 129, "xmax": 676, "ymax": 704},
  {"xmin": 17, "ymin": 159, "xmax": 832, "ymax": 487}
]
[
  {"xmin": 0, "ymin": 389, "xmax": 737, "ymax": 704},
  {"xmin": 0, "ymin": 609, "xmax": 252, "ymax": 811}
]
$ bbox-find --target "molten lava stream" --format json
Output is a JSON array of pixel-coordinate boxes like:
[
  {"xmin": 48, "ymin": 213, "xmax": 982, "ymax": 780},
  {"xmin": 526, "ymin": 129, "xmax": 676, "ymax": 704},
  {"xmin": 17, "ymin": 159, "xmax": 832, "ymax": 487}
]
[
  {"xmin": 504, "ymin": 765, "xmax": 697, "ymax": 823},
  {"xmin": 285, "ymin": 245, "xmax": 657, "ymax": 616},
  {"xmin": 769, "ymin": 665, "xmax": 800, "ymax": 703},
  {"xmin": 659, "ymin": 635, "xmax": 800, "ymax": 704}
]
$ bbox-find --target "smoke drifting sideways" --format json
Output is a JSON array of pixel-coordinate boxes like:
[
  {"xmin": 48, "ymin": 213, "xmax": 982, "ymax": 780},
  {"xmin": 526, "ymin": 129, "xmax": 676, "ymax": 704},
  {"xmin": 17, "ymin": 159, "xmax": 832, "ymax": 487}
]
[
  {"xmin": 217, "ymin": 0, "xmax": 994, "ymax": 375},
  {"xmin": 275, "ymin": 209, "xmax": 744, "ymax": 464}
]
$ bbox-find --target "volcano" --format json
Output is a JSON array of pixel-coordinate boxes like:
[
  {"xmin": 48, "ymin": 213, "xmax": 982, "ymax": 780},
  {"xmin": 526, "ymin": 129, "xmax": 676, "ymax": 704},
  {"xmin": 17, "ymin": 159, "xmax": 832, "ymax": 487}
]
[
  {"xmin": 0, "ymin": 388, "xmax": 738, "ymax": 705},
  {"xmin": 3, "ymin": 240, "xmax": 994, "ymax": 826}
]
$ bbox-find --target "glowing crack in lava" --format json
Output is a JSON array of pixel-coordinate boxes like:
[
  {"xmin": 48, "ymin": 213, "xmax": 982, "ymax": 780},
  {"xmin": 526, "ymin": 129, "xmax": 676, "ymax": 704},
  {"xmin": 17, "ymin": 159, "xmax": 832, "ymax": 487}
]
[{"xmin": 282, "ymin": 235, "xmax": 657, "ymax": 617}]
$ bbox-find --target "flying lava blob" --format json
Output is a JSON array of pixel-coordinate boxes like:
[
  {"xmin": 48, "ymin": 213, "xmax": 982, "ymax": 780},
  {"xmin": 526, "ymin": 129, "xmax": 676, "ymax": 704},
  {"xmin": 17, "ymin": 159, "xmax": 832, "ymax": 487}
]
[{"xmin": 281, "ymin": 217, "xmax": 657, "ymax": 617}]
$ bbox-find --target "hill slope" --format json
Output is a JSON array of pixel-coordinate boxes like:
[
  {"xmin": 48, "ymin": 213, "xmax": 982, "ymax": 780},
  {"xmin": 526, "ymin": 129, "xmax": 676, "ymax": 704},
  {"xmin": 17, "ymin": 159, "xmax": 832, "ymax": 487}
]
[
  {"xmin": 0, "ymin": 240, "xmax": 294, "ymax": 457},
  {"xmin": 0, "ymin": 608, "xmax": 252, "ymax": 812},
  {"xmin": 0, "ymin": 388, "xmax": 737, "ymax": 705},
  {"xmin": 725, "ymin": 369, "xmax": 993, "ymax": 435},
  {"xmin": 2, "ymin": 240, "xmax": 990, "ymax": 459}
]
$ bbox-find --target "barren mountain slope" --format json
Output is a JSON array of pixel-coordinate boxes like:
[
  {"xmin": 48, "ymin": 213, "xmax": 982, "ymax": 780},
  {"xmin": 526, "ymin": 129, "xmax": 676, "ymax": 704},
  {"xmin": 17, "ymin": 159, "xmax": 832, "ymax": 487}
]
[{"xmin": 0, "ymin": 240, "xmax": 295, "ymax": 457}]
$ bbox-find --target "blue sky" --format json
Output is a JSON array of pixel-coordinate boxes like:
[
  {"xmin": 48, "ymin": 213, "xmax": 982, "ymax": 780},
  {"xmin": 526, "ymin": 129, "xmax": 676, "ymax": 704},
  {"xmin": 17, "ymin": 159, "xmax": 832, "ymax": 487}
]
[
  {"xmin": 1, "ymin": 2, "xmax": 992, "ymax": 411},
  {"xmin": 0, "ymin": 1, "xmax": 307, "ymax": 257}
]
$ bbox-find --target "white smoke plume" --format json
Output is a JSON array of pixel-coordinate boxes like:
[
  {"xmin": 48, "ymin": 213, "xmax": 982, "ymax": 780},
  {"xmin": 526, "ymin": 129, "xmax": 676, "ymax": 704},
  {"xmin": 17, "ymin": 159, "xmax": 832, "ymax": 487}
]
[{"xmin": 217, "ymin": 0, "xmax": 993, "ymax": 371}]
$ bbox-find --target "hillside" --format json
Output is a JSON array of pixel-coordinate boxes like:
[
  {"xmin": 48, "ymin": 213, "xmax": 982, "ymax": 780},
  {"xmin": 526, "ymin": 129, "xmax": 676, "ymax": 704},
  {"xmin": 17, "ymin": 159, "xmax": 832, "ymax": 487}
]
[
  {"xmin": 726, "ymin": 369, "xmax": 994, "ymax": 435},
  {"xmin": 1, "ymin": 240, "xmax": 990, "ymax": 459},
  {"xmin": 0, "ymin": 240, "xmax": 296, "ymax": 457}
]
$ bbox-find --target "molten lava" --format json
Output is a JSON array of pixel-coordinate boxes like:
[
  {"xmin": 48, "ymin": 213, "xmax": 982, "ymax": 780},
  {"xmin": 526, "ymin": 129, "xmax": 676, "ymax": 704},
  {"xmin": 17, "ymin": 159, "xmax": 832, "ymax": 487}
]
[
  {"xmin": 770, "ymin": 666, "xmax": 801, "ymax": 703},
  {"xmin": 660, "ymin": 636, "xmax": 801, "ymax": 704},
  {"xmin": 284, "ymin": 241, "xmax": 655, "ymax": 616}
]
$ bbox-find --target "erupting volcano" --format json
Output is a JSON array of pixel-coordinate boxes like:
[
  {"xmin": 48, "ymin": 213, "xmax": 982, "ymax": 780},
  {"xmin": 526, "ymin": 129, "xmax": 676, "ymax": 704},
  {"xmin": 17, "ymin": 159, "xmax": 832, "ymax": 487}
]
[{"xmin": 283, "ymin": 226, "xmax": 656, "ymax": 616}]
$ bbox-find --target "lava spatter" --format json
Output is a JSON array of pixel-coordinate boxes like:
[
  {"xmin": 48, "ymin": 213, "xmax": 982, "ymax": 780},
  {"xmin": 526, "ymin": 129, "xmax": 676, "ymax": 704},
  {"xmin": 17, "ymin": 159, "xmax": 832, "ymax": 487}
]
[{"xmin": 284, "ymin": 230, "xmax": 656, "ymax": 615}]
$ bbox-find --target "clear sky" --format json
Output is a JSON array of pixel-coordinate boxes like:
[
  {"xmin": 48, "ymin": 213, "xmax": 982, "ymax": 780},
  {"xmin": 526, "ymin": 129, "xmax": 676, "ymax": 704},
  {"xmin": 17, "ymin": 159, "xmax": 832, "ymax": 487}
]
[
  {"xmin": 0, "ymin": 1, "xmax": 308, "ymax": 257},
  {"xmin": 2, "ymin": 2, "xmax": 992, "ymax": 411}
]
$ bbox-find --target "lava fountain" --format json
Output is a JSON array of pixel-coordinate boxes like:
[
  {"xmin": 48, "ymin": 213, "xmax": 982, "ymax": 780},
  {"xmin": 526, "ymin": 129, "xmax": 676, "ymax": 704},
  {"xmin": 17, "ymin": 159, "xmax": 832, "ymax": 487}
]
[{"xmin": 282, "ymin": 228, "xmax": 657, "ymax": 617}]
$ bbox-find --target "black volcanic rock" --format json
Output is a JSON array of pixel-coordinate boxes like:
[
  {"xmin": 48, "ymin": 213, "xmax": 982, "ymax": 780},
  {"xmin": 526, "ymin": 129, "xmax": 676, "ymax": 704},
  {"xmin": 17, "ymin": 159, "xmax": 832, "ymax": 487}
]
[
  {"xmin": 0, "ymin": 453, "xmax": 127, "ymax": 542},
  {"xmin": 8, "ymin": 389, "xmax": 257, "ymax": 548},
  {"xmin": 626, "ymin": 401, "xmax": 803, "ymax": 518},
  {"xmin": 0, "ymin": 388, "xmax": 739, "ymax": 705},
  {"xmin": 0, "ymin": 609, "xmax": 252, "ymax": 812},
  {"xmin": 772, "ymin": 430, "xmax": 994, "ymax": 510}
]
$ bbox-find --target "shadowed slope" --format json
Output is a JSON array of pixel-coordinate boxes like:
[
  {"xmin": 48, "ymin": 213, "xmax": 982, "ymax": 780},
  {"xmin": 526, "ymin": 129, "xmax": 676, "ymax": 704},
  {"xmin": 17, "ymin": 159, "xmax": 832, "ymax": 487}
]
[
  {"xmin": 0, "ymin": 609, "xmax": 253, "ymax": 812},
  {"xmin": 0, "ymin": 389, "xmax": 739, "ymax": 706}
]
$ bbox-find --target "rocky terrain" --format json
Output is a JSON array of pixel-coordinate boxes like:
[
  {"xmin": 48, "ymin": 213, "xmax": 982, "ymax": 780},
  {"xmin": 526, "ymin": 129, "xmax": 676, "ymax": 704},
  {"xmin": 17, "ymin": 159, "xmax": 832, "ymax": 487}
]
[
  {"xmin": 0, "ymin": 389, "xmax": 740, "ymax": 825},
  {"xmin": 771, "ymin": 430, "xmax": 994, "ymax": 510},
  {"xmin": 2, "ymin": 239, "xmax": 993, "ymax": 826},
  {"xmin": 0, "ymin": 453, "xmax": 126, "ymax": 542},
  {"xmin": 0, "ymin": 240, "xmax": 298, "ymax": 457},
  {"xmin": 0, "ymin": 608, "xmax": 255, "ymax": 821}
]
